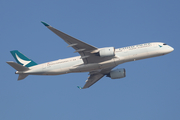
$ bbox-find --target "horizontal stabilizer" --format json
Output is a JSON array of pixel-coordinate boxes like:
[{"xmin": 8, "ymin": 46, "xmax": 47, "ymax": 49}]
[
  {"xmin": 6, "ymin": 61, "xmax": 29, "ymax": 71},
  {"xmin": 18, "ymin": 74, "xmax": 28, "ymax": 80}
]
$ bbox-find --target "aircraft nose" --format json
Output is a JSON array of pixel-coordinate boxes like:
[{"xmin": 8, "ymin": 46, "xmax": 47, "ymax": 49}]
[
  {"xmin": 167, "ymin": 46, "xmax": 174, "ymax": 53},
  {"xmin": 169, "ymin": 46, "xmax": 174, "ymax": 52}
]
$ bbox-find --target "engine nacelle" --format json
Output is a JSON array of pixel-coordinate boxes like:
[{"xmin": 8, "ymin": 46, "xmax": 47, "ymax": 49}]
[
  {"xmin": 107, "ymin": 68, "xmax": 126, "ymax": 79},
  {"xmin": 98, "ymin": 47, "xmax": 115, "ymax": 57}
]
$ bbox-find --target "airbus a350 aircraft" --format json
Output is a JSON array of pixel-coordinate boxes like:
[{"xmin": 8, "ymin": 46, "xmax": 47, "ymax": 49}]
[{"xmin": 7, "ymin": 22, "xmax": 174, "ymax": 89}]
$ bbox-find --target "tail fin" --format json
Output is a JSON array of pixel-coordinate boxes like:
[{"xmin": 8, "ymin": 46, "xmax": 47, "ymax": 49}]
[
  {"xmin": 6, "ymin": 61, "xmax": 29, "ymax": 80},
  {"xmin": 10, "ymin": 50, "xmax": 37, "ymax": 67}
]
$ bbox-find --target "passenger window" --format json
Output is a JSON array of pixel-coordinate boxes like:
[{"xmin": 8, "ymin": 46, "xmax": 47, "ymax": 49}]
[{"xmin": 163, "ymin": 43, "xmax": 167, "ymax": 45}]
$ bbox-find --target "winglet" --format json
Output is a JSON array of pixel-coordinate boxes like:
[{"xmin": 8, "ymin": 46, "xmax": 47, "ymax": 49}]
[
  {"xmin": 77, "ymin": 86, "xmax": 82, "ymax": 89},
  {"xmin": 41, "ymin": 21, "xmax": 50, "ymax": 26}
]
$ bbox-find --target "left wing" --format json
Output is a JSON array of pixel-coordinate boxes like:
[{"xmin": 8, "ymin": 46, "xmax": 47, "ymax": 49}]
[
  {"xmin": 41, "ymin": 21, "xmax": 102, "ymax": 64},
  {"xmin": 82, "ymin": 73, "xmax": 104, "ymax": 89},
  {"xmin": 82, "ymin": 66, "xmax": 116, "ymax": 89}
]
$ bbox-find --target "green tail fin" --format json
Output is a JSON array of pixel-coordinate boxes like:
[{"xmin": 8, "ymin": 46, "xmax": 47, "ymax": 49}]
[{"xmin": 10, "ymin": 50, "xmax": 38, "ymax": 67}]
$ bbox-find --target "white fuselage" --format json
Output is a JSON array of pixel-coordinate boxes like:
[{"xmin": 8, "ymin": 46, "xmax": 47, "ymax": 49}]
[{"xmin": 17, "ymin": 42, "xmax": 174, "ymax": 75}]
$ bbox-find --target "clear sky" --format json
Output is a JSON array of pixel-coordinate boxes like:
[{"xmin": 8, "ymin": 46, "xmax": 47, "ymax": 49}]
[{"xmin": 1, "ymin": 0, "xmax": 180, "ymax": 120}]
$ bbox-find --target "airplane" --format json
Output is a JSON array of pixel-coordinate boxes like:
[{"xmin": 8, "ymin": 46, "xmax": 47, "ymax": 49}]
[{"xmin": 6, "ymin": 21, "xmax": 174, "ymax": 89}]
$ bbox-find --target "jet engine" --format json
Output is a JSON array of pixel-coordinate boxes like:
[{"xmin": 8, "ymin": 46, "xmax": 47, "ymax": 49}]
[
  {"xmin": 95, "ymin": 47, "xmax": 115, "ymax": 57},
  {"xmin": 106, "ymin": 68, "xmax": 126, "ymax": 79}
]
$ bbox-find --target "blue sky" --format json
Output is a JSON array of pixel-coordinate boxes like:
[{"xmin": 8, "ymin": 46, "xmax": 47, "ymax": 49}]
[{"xmin": 1, "ymin": 0, "xmax": 180, "ymax": 119}]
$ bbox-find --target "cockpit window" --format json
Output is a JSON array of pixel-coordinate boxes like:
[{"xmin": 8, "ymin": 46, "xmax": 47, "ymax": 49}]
[{"xmin": 163, "ymin": 43, "xmax": 167, "ymax": 45}]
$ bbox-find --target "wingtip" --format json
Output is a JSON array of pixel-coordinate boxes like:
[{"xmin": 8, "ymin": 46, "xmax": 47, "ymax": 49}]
[
  {"xmin": 41, "ymin": 21, "xmax": 50, "ymax": 26},
  {"xmin": 77, "ymin": 86, "xmax": 82, "ymax": 89}
]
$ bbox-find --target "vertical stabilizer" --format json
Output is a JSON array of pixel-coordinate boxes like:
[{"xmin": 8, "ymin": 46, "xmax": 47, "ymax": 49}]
[{"xmin": 10, "ymin": 50, "xmax": 37, "ymax": 67}]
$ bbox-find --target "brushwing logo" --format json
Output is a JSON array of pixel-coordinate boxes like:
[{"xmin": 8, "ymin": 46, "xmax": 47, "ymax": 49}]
[{"xmin": 15, "ymin": 53, "xmax": 31, "ymax": 66}]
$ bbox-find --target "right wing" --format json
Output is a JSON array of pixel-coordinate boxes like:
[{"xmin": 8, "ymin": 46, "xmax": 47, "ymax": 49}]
[{"xmin": 41, "ymin": 21, "xmax": 103, "ymax": 64}]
